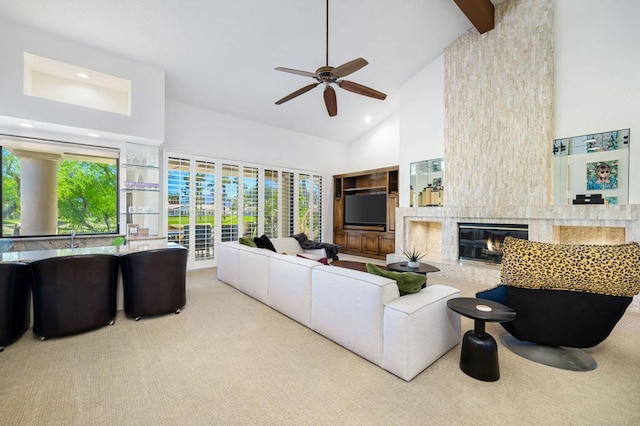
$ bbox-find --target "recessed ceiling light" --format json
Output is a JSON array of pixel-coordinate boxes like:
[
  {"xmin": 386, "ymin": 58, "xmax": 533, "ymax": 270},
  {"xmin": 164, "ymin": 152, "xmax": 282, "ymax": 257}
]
[
  {"xmin": 19, "ymin": 123, "xmax": 35, "ymax": 128},
  {"xmin": 364, "ymin": 116, "xmax": 372, "ymax": 123},
  {"xmin": 77, "ymin": 72, "xmax": 90, "ymax": 79},
  {"xmin": 88, "ymin": 133, "xmax": 100, "ymax": 138}
]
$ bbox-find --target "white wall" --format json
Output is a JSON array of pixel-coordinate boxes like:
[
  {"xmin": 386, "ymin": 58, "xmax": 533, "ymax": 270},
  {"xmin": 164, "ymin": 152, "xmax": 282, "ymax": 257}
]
[
  {"xmin": 344, "ymin": 54, "xmax": 445, "ymax": 209},
  {"xmin": 346, "ymin": 112, "xmax": 400, "ymax": 174},
  {"xmin": 554, "ymin": 0, "xmax": 640, "ymax": 203},
  {"xmin": 390, "ymin": 1, "xmax": 640, "ymax": 207},
  {"xmin": 398, "ymin": 55, "xmax": 445, "ymax": 207},
  {"xmin": 164, "ymin": 100, "xmax": 348, "ymax": 174},
  {"xmin": 0, "ymin": 19, "xmax": 165, "ymax": 144}
]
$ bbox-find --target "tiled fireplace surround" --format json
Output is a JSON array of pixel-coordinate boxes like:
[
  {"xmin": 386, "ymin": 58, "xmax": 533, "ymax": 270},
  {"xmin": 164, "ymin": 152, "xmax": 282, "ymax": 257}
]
[{"xmin": 388, "ymin": 205, "xmax": 640, "ymax": 311}]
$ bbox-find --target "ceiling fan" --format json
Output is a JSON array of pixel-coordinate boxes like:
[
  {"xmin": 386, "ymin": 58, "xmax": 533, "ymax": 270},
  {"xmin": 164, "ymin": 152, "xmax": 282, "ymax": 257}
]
[{"xmin": 274, "ymin": 0, "xmax": 387, "ymax": 117}]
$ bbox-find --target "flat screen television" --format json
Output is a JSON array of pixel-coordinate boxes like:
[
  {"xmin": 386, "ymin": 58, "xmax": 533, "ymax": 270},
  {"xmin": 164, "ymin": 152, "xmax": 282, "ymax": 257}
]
[{"xmin": 344, "ymin": 193, "xmax": 387, "ymax": 227}]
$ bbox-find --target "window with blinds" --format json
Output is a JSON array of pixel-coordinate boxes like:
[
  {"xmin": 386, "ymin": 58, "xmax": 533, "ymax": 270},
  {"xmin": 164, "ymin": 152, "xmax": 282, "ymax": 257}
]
[
  {"xmin": 281, "ymin": 171, "xmax": 294, "ymax": 237},
  {"xmin": 296, "ymin": 173, "xmax": 323, "ymax": 241},
  {"xmin": 264, "ymin": 169, "xmax": 278, "ymax": 238},
  {"xmin": 165, "ymin": 152, "xmax": 325, "ymax": 265},
  {"xmin": 311, "ymin": 174, "xmax": 324, "ymax": 241},
  {"xmin": 243, "ymin": 166, "xmax": 258, "ymax": 237},
  {"xmin": 195, "ymin": 160, "xmax": 215, "ymax": 259},
  {"xmin": 298, "ymin": 173, "xmax": 311, "ymax": 237},
  {"xmin": 167, "ymin": 156, "xmax": 191, "ymax": 248},
  {"xmin": 221, "ymin": 164, "xmax": 239, "ymax": 242}
]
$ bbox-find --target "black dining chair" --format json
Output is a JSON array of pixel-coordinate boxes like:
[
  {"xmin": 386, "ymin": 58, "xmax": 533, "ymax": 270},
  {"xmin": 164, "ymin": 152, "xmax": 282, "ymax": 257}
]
[
  {"xmin": 0, "ymin": 262, "xmax": 30, "ymax": 351},
  {"xmin": 119, "ymin": 247, "xmax": 188, "ymax": 320},
  {"xmin": 30, "ymin": 254, "xmax": 119, "ymax": 340}
]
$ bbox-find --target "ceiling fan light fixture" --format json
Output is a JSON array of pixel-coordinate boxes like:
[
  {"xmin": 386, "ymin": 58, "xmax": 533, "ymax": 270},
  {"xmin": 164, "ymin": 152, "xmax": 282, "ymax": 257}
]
[{"xmin": 274, "ymin": 0, "xmax": 386, "ymax": 117}]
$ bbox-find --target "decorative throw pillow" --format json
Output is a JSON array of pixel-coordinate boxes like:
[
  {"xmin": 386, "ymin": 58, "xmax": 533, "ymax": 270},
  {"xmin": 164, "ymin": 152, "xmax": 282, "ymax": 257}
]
[
  {"xmin": 366, "ymin": 263, "xmax": 426, "ymax": 295},
  {"xmin": 253, "ymin": 234, "xmax": 276, "ymax": 252},
  {"xmin": 501, "ymin": 237, "xmax": 640, "ymax": 297},
  {"xmin": 296, "ymin": 253, "xmax": 329, "ymax": 265},
  {"xmin": 239, "ymin": 235, "xmax": 257, "ymax": 248}
]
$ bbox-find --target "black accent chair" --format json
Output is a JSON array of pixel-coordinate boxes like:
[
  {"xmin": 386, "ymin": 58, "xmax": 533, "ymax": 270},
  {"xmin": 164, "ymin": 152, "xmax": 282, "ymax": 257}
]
[
  {"xmin": 477, "ymin": 237, "xmax": 640, "ymax": 371},
  {"xmin": 119, "ymin": 247, "xmax": 188, "ymax": 320},
  {"xmin": 30, "ymin": 254, "xmax": 119, "ymax": 340},
  {"xmin": 0, "ymin": 263, "xmax": 30, "ymax": 351},
  {"xmin": 477, "ymin": 285, "xmax": 632, "ymax": 348}
]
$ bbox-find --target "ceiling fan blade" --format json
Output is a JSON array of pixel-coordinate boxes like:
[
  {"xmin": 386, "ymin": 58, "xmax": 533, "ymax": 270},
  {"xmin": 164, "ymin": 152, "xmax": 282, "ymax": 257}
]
[
  {"xmin": 332, "ymin": 58, "xmax": 368, "ymax": 78},
  {"xmin": 338, "ymin": 80, "xmax": 387, "ymax": 100},
  {"xmin": 275, "ymin": 83, "xmax": 320, "ymax": 105},
  {"xmin": 324, "ymin": 86, "xmax": 337, "ymax": 117},
  {"xmin": 274, "ymin": 67, "xmax": 317, "ymax": 78}
]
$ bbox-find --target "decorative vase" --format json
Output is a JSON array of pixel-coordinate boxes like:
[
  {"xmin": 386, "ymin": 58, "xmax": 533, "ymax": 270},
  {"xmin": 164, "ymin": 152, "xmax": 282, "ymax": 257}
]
[{"xmin": 407, "ymin": 260, "xmax": 420, "ymax": 268}]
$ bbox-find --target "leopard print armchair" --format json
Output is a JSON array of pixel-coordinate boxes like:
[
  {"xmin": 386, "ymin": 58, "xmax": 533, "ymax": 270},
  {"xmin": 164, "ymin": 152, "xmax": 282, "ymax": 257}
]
[{"xmin": 477, "ymin": 237, "xmax": 640, "ymax": 348}]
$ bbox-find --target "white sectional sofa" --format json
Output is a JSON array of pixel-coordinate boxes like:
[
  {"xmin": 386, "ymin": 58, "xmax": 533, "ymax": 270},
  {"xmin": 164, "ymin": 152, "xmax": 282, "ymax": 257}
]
[{"xmin": 216, "ymin": 238, "xmax": 461, "ymax": 381}]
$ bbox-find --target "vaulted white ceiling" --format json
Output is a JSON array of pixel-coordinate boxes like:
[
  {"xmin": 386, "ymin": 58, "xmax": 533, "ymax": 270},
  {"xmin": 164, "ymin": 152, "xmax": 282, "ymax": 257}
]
[{"xmin": 0, "ymin": 0, "xmax": 496, "ymax": 143}]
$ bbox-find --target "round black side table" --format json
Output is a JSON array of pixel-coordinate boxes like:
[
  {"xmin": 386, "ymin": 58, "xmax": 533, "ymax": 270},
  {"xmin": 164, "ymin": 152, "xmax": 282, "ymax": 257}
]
[
  {"xmin": 447, "ymin": 297, "xmax": 516, "ymax": 382},
  {"xmin": 386, "ymin": 262, "xmax": 440, "ymax": 274}
]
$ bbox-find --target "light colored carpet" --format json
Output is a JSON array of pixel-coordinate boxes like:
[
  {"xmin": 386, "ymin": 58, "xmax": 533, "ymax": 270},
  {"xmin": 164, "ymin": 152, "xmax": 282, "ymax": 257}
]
[{"xmin": 1, "ymin": 267, "xmax": 639, "ymax": 425}]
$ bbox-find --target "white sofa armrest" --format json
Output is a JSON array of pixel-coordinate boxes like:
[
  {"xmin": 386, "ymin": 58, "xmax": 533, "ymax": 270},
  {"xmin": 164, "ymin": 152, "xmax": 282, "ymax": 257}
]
[
  {"xmin": 382, "ymin": 284, "xmax": 461, "ymax": 381},
  {"xmin": 216, "ymin": 242, "xmax": 239, "ymax": 288}
]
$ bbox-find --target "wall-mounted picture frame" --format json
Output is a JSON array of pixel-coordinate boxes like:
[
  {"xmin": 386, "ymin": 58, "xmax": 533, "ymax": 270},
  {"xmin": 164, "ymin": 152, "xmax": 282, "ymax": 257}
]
[{"xmin": 586, "ymin": 160, "xmax": 618, "ymax": 190}]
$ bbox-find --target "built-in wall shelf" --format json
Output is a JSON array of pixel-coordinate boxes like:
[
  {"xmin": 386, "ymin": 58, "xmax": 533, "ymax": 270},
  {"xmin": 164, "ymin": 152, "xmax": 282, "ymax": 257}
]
[
  {"xmin": 334, "ymin": 166, "xmax": 398, "ymax": 260},
  {"xmin": 343, "ymin": 186, "xmax": 387, "ymax": 193},
  {"xmin": 119, "ymin": 144, "xmax": 161, "ymax": 240}
]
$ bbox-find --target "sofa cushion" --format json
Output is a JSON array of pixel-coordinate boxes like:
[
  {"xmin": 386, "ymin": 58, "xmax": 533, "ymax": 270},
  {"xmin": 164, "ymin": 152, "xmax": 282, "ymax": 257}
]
[
  {"xmin": 239, "ymin": 235, "xmax": 257, "ymax": 247},
  {"xmin": 366, "ymin": 263, "xmax": 426, "ymax": 295},
  {"xmin": 500, "ymin": 237, "xmax": 640, "ymax": 297},
  {"xmin": 311, "ymin": 265, "xmax": 399, "ymax": 365},
  {"xmin": 268, "ymin": 254, "xmax": 321, "ymax": 328},
  {"xmin": 254, "ymin": 234, "xmax": 276, "ymax": 252},
  {"xmin": 272, "ymin": 238, "xmax": 304, "ymax": 254}
]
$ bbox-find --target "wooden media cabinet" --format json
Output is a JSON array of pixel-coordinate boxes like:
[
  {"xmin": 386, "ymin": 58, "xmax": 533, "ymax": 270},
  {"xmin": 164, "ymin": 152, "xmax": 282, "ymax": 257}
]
[{"xmin": 333, "ymin": 166, "xmax": 398, "ymax": 260}]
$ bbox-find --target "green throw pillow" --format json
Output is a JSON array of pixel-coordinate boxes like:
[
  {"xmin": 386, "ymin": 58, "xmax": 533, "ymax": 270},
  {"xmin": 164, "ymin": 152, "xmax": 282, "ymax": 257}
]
[
  {"xmin": 239, "ymin": 235, "xmax": 258, "ymax": 248},
  {"xmin": 366, "ymin": 263, "xmax": 426, "ymax": 296}
]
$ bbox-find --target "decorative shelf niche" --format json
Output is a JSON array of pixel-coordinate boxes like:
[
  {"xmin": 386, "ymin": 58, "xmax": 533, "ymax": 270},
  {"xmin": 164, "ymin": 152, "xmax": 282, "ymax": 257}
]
[{"xmin": 23, "ymin": 53, "xmax": 131, "ymax": 115}]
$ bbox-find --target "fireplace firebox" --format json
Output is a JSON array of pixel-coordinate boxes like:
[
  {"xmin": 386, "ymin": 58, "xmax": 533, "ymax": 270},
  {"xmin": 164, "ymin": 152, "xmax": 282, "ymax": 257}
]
[{"xmin": 458, "ymin": 223, "xmax": 528, "ymax": 264}]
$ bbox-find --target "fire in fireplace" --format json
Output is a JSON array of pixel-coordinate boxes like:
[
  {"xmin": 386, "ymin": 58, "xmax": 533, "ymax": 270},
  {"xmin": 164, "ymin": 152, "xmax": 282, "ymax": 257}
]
[{"xmin": 458, "ymin": 223, "xmax": 529, "ymax": 264}]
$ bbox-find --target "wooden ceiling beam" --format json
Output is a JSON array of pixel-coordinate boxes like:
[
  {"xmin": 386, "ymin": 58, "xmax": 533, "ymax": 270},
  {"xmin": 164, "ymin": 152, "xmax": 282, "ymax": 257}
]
[{"xmin": 453, "ymin": 0, "xmax": 495, "ymax": 34}]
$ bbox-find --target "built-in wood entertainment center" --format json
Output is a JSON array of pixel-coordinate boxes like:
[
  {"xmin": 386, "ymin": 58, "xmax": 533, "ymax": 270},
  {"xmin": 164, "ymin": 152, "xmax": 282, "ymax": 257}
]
[{"xmin": 333, "ymin": 166, "xmax": 398, "ymax": 260}]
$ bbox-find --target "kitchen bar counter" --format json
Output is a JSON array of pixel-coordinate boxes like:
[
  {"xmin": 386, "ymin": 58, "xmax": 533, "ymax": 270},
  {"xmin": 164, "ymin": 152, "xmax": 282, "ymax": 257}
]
[{"xmin": 1, "ymin": 241, "xmax": 183, "ymax": 263}]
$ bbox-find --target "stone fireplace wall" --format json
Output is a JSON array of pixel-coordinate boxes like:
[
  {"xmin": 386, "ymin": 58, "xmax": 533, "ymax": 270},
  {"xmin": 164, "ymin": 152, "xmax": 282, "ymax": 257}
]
[
  {"xmin": 444, "ymin": 0, "xmax": 554, "ymax": 207},
  {"xmin": 392, "ymin": 0, "xmax": 639, "ymax": 311}
]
